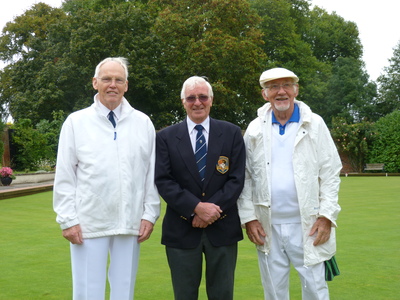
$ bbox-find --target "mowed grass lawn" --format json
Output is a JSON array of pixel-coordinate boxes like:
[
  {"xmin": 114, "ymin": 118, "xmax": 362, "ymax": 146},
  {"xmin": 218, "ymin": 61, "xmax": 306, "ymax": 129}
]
[{"xmin": 0, "ymin": 176, "xmax": 399, "ymax": 299}]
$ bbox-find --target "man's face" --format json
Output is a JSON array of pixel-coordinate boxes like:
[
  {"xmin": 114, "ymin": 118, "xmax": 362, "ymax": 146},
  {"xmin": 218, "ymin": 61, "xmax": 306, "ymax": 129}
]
[
  {"xmin": 92, "ymin": 61, "xmax": 128, "ymax": 109},
  {"xmin": 262, "ymin": 78, "xmax": 298, "ymax": 112},
  {"xmin": 182, "ymin": 82, "xmax": 213, "ymax": 124}
]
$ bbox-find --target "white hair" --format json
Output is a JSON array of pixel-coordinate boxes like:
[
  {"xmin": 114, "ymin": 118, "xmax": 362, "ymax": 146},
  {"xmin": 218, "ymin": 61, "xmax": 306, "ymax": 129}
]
[
  {"xmin": 94, "ymin": 57, "xmax": 129, "ymax": 79},
  {"xmin": 180, "ymin": 76, "xmax": 213, "ymax": 99}
]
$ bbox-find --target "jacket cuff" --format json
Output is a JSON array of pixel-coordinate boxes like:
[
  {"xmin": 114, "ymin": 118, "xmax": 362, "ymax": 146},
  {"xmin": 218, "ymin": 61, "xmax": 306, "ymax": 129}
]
[{"xmin": 59, "ymin": 219, "xmax": 80, "ymax": 230}]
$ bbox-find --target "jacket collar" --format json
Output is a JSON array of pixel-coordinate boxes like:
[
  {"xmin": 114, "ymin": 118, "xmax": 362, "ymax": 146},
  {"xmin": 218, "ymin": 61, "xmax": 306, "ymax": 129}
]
[
  {"xmin": 257, "ymin": 99, "xmax": 312, "ymax": 125},
  {"xmin": 92, "ymin": 94, "xmax": 135, "ymax": 121}
]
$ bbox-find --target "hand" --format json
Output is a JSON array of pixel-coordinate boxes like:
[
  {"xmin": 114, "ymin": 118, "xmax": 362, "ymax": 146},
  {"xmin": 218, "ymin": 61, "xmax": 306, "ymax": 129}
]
[
  {"xmin": 192, "ymin": 214, "xmax": 209, "ymax": 228},
  {"xmin": 194, "ymin": 202, "xmax": 222, "ymax": 225},
  {"xmin": 62, "ymin": 224, "xmax": 83, "ymax": 245},
  {"xmin": 245, "ymin": 220, "xmax": 266, "ymax": 246},
  {"xmin": 138, "ymin": 219, "xmax": 154, "ymax": 243},
  {"xmin": 309, "ymin": 217, "xmax": 332, "ymax": 246}
]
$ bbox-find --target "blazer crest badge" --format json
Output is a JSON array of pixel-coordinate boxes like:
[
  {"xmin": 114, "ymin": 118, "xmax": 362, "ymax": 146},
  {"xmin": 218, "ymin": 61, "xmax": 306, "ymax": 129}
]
[{"xmin": 216, "ymin": 156, "xmax": 229, "ymax": 174}]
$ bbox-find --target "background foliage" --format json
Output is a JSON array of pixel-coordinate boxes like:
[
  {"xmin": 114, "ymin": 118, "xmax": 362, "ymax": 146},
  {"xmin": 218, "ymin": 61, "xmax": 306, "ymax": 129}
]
[
  {"xmin": 0, "ymin": 0, "xmax": 399, "ymax": 171},
  {"xmin": 368, "ymin": 111, "xmax": 400, "ymax": 173},
  {"xmin": 331, "ymin": 117, "xmax": 376, "ymax": 173}
]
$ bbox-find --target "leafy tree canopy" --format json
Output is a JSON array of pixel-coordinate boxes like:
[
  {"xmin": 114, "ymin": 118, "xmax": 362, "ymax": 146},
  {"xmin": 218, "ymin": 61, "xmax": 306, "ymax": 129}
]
[
  {"xmin": 376, "ymin": 41, "xmax": 400, "ymax": 117},
  {"xmin": 0, "ymin": 0, "xmax": 385, "ymax": 130}
]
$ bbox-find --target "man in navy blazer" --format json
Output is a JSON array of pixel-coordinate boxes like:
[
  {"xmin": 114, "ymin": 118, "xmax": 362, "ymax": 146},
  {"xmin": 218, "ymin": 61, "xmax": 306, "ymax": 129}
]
[{"xmin": 155, "ymin": 76, "xmax": 246, "ymax": 300}]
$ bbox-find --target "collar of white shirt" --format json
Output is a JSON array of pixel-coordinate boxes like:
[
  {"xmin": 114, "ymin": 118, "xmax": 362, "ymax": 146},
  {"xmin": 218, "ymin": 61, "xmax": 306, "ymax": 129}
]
[
  {"xmin": 96, "ymin": 97, "xmax": 122, "ymax": 121},
  {"xmin": 186, "ymin": 116, "xmax": 210, "ymax": 135}
]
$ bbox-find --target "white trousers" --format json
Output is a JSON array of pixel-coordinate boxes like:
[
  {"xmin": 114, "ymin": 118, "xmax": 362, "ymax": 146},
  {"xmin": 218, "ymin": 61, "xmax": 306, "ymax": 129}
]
[
  {"xmin": 257, "ymin": 223, "xmax": 329, "ymax": 300},
  {"xmin": 70, "ymin": 235, "xmax": 140, "ymax": 300}
]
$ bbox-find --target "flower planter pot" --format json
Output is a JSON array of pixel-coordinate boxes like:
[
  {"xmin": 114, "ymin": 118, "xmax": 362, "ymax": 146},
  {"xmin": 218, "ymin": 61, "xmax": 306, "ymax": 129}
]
[{"xmin": 1, "ymin": 177, "xmax": 13, "ymax": 186}]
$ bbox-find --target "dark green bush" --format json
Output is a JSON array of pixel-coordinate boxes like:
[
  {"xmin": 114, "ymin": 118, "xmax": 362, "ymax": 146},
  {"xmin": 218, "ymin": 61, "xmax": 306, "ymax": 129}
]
[{"xmin": 369, "ymin": 110, "xmax": 400, "ymax": 173}]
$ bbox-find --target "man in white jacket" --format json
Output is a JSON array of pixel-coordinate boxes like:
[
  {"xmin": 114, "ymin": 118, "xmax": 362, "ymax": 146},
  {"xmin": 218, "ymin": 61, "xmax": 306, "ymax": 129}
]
[
  {"xmin": 238, "ymin": 68, "xmax": 342, "ymax": 300},
  {"xmin": 53, "ymin": 57, "xmax": 160, "ymax": 300}
]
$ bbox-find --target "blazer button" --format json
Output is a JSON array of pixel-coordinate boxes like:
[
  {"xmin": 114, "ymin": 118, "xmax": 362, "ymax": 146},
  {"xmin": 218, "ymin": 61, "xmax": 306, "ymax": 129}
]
[{"xmin": 202, "ymin": 192, "xmax": 206, "ymax": 197}]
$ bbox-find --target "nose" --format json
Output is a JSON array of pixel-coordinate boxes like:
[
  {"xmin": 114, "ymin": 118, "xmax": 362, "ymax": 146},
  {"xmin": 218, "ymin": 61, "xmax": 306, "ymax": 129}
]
[
  {"xmin": 109, "ymin": 80, "xmax": 118, "ymax": 87},
  {"xmin": 193, "ymin": 97, "xmax": 202, "ymax": 105},
  {"xmin": 277, "ymin": 85, "xmax": 287, "ymax": 93}
]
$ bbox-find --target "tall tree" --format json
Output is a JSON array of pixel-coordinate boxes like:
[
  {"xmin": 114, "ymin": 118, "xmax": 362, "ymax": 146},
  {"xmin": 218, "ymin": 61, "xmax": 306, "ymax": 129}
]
[
  {"xmin": 302, "ymin": 6, "xmax": 377, "ymax": 125},
  {"xmin": 151, "ymin": 0, "xmax": 266, "ymax": 127},
  {"xmin": 250, "ymin": 1, "xmax": 377, "ymax": 126},
  {"xmin": 0, "ymin": 1, "xmax": 164, "ymax": 125},
  {"xmin": 0, "ymin": 3, "xmax": 67, "ymax": 124},
  {"xmin": 323, "ymin": 57, "xmax": 377, "ymax": 125},
  {"xmin": 250, "ymin": 0, "xmax": 331, "ymax": 119},
  {"xmin": 306, "ymin": 7, "xmax": 362, "ymax": 63},
  {"xmin": 376, "ymin": 41, "xmax": 400, "ymax": 117},
  {"xmin": 0, "ymin": 0, "xmax": 379, "ymax": 129}
]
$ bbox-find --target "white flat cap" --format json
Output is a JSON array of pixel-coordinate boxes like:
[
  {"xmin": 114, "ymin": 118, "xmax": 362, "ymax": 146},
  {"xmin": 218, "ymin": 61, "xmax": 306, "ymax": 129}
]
[{"xmin": 259, "ymin": 67, "xmax": 299, "ymax": 88}]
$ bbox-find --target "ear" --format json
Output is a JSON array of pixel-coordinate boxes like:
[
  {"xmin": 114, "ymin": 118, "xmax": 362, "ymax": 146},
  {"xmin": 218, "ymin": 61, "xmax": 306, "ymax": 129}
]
[
  {"xmin": 209, "ymin": 96, "xmax": 213, "ymax": 107},
  {"xmin": 92, "ymin": 77, "xmax": 98, "ymax": 90},
  {"xmin": 294, "ymin": 84, "xmax": 299, "ymax": 97},
  {"xmin": 125, "ymin": 80, "xmax": 128, "ymax": 92},
  {"xmin": 261, "ymin": 89, "xmax": 269, "ymax": 102}
]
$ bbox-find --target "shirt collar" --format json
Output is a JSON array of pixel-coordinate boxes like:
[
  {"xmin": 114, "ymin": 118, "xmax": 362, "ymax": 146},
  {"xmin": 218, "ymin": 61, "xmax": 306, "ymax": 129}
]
[
  {"xmin": 187, "ymin": 116, "xmax": 210, "ymax": 134},
  {"xmin": 96, "ymin": 95, "xmax": 122, "ymax": 120},
  {"xmin": 272, "ymin": 103, "xmax": 300, "ymax": 125}
]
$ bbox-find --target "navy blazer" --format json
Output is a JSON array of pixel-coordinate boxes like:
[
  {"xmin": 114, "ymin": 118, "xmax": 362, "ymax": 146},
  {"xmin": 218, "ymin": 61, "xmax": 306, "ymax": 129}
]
[{"xmin": 155, "ymin": 118, "xmax": 245, "ymax": 249}]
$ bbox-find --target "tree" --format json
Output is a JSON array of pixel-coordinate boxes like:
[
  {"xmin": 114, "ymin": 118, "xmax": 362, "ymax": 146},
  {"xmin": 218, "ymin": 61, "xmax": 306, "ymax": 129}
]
[
  {"xmin": 368, "ymin": 111, "xmax": 400, "ymax": 173},
  {"xmin": 376, "ymin": 41, "xmax": 400, "ymax": 117},
  {"xmin": 331, "ymin": 117, "xmax": 376, "ymax": 173},
  {"xmin": 0, "ymin": 3, "xmax": 67, "ymax": 124},
  {"xmin": 0, "ymin": 1, "xmax": 164, "ymax": 125},
  {"xmin": 0, "ymin": 0, "xmax": 379, "ymax": 130},
  {"xmin": 306, "ymin": 7, "xmax": 362, "ymax": 63},
  {"xmin": 323, "ymin": 57, "xmax": 377, "ymax": 126},
  {"xmin": 151, "ymin": 0, "xmax": 266, "ymax": 127},
  {"xmin": 250, "ymin": 0, "xmax": 330, "ymax": 110}
]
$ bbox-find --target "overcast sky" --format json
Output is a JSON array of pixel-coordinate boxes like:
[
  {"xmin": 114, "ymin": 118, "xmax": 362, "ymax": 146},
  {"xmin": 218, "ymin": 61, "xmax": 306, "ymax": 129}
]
[{"xmin": 1, "ymin": 0, "xmax": 400, "ymax": 81}]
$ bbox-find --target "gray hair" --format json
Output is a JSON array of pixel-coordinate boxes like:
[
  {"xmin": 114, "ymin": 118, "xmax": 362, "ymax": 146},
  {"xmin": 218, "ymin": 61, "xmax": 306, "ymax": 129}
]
[
  {"xmin": 180, "ymin": 76, "xmax": 213, "ymax": 99},
  {"xmin": 94, "ymin": 57, "xmax": 129, "ymax": 79}
]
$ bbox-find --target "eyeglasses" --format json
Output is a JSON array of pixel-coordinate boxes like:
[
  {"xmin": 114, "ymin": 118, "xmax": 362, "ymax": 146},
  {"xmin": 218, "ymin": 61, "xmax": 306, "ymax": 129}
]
[
  {"xmin": 185, "ymin": 95, "xmax": 210, "ymax": 103},
  {"xmin": 98, "ymin": 77, "xmax": 126, "ymax": 85},
  {"xmin": 265, "ymin": 83, "xmax": 296, "ymax": 92}
]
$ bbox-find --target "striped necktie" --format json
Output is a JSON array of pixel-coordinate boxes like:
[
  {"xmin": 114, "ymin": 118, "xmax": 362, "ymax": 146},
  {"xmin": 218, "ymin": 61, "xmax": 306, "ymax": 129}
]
[
  {"xmin": 194, "ymin": 125, "xmax": 207, "ymax": 182},
  {"xmin": 108, "ymin": 111, "xmax": 116, "ymax": 128}
]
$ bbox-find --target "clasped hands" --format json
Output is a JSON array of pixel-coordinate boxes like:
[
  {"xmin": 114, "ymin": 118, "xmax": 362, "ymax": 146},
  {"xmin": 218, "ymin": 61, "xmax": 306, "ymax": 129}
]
[{"xmin": 192, "ymin": 202, "xmax": 222, "ymax": 228}]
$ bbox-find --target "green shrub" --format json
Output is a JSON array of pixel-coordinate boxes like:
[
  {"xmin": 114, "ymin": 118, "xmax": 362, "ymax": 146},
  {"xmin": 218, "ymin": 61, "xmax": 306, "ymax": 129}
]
[
  {"xmin": 10, "ymin": 111, "xmax": 66, "ymax": 171},
  {"xmin": 331, "ymin": 117, "xmax": 376, "ymax": 172},
  {"xmin": 369, "ymin": 110, "xmax": 400, "ymax": 172}
]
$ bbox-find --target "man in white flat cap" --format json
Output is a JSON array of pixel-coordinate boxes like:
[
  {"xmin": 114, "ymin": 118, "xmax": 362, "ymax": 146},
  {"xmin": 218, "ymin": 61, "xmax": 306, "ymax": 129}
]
[{"xmin": 238, "ymin": 67, "xmax": 342, "ymax": 299}]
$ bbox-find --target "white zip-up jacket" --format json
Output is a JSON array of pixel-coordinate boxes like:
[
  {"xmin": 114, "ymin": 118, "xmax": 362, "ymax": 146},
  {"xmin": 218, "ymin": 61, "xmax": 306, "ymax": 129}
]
[
  {"xmin": 238, "ymin": 100, "xmax": 342, "ymax": 266},
  {"xmin": 53, "ymin": 96, "xmax": 160, "ymax": 238}
]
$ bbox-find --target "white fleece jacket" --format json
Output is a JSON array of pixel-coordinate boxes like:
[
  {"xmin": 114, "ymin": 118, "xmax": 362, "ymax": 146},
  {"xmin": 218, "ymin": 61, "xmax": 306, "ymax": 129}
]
[{"xmin": 53, "ymin": 96, "xmax": 160, "ymax": 238}]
